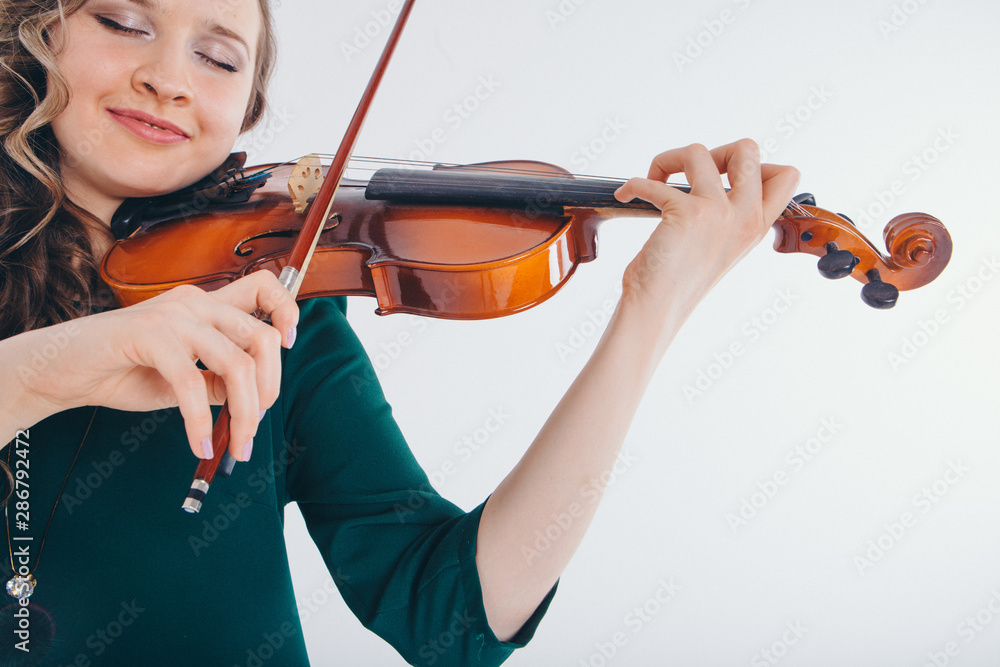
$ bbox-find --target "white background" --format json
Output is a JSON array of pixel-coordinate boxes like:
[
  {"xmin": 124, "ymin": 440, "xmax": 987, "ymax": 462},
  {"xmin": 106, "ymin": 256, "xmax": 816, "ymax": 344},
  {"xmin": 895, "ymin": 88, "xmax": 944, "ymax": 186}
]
[{"xmin": 237, "ymin": 1, "xmax": 1000, "ymax": 665}]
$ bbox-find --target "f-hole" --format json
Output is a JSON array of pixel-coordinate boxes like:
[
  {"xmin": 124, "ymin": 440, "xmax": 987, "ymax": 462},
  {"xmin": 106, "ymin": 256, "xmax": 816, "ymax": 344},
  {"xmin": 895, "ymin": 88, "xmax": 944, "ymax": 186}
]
[{"xmin": 235, "ymin": 214, "xmax": 343, "ymax": 257}]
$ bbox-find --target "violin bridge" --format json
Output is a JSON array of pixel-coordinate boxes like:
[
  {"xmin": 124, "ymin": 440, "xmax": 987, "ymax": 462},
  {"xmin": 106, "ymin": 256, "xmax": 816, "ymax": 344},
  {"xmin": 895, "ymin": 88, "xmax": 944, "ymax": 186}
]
[{"xmin": 288, "ymin": 154, "xmax": 324, "ymax": 213}]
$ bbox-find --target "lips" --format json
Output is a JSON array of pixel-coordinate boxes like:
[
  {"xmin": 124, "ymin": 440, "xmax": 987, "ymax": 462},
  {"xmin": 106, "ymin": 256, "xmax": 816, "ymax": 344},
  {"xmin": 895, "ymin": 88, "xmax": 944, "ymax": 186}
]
[{"xmin": 108, "ymin": 108, "xmax": 190, "ymax": 144}]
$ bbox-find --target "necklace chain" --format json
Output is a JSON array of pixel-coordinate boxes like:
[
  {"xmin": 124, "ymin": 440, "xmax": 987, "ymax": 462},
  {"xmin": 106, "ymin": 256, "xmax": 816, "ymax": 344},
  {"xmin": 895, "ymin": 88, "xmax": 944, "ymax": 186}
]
[{"xmin": 4, "ymin": 407, "xmax": 99, "ymax": 599}]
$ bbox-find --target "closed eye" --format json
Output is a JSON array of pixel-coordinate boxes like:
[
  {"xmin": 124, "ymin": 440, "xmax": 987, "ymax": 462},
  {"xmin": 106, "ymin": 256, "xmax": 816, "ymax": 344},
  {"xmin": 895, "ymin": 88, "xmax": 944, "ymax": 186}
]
[
  {"xmin": 197, "ymin": 53, "xmax": 238, "ymax": 73},
  {"xmin": 95, "ymin": 14, "xmax": 146, "ymax": 37}
]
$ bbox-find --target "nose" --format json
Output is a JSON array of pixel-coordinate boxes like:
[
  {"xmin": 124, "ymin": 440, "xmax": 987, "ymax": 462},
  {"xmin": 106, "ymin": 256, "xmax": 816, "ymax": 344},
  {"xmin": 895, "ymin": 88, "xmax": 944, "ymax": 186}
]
[{"xmin": 131, "ymin": 42, "xmax": 191, "ymax": 104}]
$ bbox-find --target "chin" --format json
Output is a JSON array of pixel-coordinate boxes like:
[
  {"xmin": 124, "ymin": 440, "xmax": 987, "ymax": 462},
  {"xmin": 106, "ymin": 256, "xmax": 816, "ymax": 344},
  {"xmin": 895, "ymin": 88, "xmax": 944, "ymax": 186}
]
[{"xmin": 108, "ymin": 156, "xmax": 225, "ymax": 200}]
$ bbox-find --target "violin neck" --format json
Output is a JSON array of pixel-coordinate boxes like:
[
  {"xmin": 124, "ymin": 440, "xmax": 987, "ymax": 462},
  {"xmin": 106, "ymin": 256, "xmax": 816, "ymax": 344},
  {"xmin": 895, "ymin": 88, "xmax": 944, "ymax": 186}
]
[{"xmin": 364, "ymin": 168, "xmax": 661, "ymax": 213}]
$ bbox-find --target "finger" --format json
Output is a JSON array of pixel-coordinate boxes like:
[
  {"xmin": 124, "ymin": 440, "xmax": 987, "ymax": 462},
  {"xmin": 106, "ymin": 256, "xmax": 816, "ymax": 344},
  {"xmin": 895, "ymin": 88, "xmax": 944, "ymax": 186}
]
[
  {"xmin": 183, "ymin": 299, "xmax": 284, "ymax": 414},
  {"xmin": 614, "ymin": 177, "xmax": 687, "ymax": 212},
  {"xmin": 152, "ymin": 285, "xmax": 283, "ymax": 416},
  {"xmin": 181, "ymin": 319, "xmax": 263, "ymax": 463},
  {"xmin": 760, "ymin": 163, "xmax": 802, "ymax": 224},
  {"xmin": 153, "ymin": 283, "xmax": 284, "ymax": 461},
  {"xmin": 146, "ymin": 343, "xmax": 215, "ymax": 459},
  {"xmin": 201, "ymin": 371, "xmax": 261, "ymax": 463},
  {"xmin": 212, "ymin": 270, "xmax": 300, "ymax": 349},
  {"xmin": 643, "ymin": 143, "xmax": 727, "ymax": 198},
  {"xmin": 144, "ymin": 315, "xmax": 262, "ymax": 461},
  {"xmin": 710, "ymin": 139, "xmax": 762, "ymax": 210}
]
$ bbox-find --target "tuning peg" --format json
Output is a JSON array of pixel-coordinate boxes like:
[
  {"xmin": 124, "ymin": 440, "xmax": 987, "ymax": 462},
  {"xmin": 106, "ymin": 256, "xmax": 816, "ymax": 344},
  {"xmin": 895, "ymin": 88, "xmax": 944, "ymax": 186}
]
[
  {"xmin": 817, "ymin": 242, "xmax": 859, "ymax": 279},
  {"xmin": 792, "ymin": 192, "xmax": 816, "ymax": 207},
  {"xmin": 861, "ymin": 269, "xmax": 898, "ymax": 309}
]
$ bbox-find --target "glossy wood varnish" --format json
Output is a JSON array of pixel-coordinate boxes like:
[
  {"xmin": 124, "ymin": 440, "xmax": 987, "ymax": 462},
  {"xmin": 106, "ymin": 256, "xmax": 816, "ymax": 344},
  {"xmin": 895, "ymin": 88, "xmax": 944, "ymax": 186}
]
[{"xmin": 102, "ymin": 161, "xmax": 954, "ymax": 318}]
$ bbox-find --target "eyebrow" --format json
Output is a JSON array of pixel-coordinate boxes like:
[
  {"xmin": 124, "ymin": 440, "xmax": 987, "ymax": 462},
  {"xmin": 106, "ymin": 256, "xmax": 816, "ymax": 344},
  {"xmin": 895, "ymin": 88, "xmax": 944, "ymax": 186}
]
[
  {"xmin": 125, "ymin": 0, "xmax": 158, "ymax": 7},
  {"xmin": 202, "ymin": 21, "xmax": 251, "ymax": 60},
  {"xmin": 124, "ymin": 0, "xmax": 252, "ymax": 59}
]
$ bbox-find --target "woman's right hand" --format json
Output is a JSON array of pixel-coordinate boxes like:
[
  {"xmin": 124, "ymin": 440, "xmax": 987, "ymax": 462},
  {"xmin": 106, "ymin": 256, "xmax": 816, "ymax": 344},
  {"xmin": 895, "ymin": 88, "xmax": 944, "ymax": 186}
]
[{"xmin": 7, "ymin": 270, "xmax": 299, "ymax": 462}]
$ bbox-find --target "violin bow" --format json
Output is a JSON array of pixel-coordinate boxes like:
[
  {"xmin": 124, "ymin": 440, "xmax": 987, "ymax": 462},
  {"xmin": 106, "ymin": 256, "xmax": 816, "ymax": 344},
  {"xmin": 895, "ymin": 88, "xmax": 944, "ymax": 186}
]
[{"xmin": 182, "ymin": 0, "xmax": 418, "ymax": 513}]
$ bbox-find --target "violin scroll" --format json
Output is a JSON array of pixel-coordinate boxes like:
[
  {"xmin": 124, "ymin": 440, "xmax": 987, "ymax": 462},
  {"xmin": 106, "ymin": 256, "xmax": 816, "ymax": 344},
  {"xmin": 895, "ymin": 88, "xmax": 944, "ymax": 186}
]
[
  {"xmin": 882, "ymin": 212, "xmax": 952, "ymax": 274},
  {"xmin": 772, "ymin": 197, "xmax": 952, "ymax": 308}
]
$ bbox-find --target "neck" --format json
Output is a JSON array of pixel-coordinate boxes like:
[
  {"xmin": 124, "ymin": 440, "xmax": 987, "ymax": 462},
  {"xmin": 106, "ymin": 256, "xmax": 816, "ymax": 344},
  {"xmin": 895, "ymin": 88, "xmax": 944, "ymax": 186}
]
[
  {"xmin": 60, "ymin": 177, "xmax": 123, "ymax": 263},
  {"xmin": 62, "ymin": 187, "xmax": 123, "ymax": 229},
  {"xmin": 58, "ymin": 154, "xmax": 126, "ymax": 224},
  {"xmin": 65, "ymin": 201, "xmax": 117, "ymax": 265},
  {"xmin": 87, "ymin": 227, "xmax": 116, "ymax": 265}
]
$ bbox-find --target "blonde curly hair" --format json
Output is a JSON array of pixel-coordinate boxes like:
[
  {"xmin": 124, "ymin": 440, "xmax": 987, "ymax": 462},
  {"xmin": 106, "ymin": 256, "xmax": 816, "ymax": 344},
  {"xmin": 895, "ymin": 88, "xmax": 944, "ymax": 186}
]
[{"xmin": 0, "ymin": 0, "xmax": 278, "ymax": 339}]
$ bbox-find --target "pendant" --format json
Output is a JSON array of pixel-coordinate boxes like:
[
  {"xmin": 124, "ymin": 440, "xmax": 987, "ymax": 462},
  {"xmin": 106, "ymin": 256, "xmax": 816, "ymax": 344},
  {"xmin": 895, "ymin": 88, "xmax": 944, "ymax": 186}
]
[{"xmin": 5, "ymin": 574, "xmax": 36, "ymax": 600}]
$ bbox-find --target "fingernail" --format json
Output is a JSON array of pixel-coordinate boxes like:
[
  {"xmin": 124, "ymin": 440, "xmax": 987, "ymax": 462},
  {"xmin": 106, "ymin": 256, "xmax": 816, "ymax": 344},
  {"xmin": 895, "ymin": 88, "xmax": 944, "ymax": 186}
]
[
  {"xmin": 201, "ymin": 437, "xmax": 213, "ymax": 459},
  {"xmin": 242, "ymin": 438, "xmax": 254, "ymax": 462},
  {"xmin": 258, "ymin": 410, "xmax": 266, "ymax": 422},
  {"xmin": 287, "ymin": 326, "xmax": 297, "ymax": 349}
]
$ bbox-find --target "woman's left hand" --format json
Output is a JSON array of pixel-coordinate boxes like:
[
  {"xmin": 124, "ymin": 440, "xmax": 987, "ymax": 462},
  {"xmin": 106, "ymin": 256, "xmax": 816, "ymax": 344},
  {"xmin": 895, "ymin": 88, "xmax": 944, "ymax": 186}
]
[{"xmin": 614, "ymin": 139, "xmax": 800, "ymax": 326}]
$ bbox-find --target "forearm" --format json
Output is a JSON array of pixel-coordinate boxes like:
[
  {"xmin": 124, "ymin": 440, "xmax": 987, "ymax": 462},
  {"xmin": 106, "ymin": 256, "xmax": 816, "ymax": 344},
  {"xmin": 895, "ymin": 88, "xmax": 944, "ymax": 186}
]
[
  {"xmin": 473, "ymin": 141, "xmax": 799, "ymax": 642},
  {"xmin": 475, "ymin": 292, "xmax": 683, "ymax": 640}
]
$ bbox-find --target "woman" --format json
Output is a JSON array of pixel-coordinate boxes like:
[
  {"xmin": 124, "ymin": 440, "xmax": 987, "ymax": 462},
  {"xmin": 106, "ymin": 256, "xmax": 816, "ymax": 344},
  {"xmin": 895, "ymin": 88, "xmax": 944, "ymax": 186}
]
[{"xmin": 0, "ymin": 0, "xmax": 799, "ymax": 664}]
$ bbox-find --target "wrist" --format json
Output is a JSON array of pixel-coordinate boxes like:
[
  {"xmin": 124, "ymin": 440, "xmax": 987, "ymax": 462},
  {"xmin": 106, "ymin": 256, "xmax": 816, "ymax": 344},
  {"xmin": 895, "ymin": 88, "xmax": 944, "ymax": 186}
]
[
  {"xmin": 617, "ymin": 272, "xmax": 699, "ymax": 360},
  {"xmin": 0, "ymin": 327, "xmax": 75, "ymax": 441}
]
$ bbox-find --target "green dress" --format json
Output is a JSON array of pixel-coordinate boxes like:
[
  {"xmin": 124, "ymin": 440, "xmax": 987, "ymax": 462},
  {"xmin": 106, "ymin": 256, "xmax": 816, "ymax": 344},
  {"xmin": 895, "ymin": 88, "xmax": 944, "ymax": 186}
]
[{"xmin": 0, "ymin": 297, "xmax": 555, "ymax": 666}]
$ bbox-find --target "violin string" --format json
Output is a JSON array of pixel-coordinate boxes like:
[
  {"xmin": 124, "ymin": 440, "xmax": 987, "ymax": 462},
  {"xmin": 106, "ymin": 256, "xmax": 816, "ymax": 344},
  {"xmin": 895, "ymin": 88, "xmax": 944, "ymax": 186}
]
[
  {"xmin": 242, "ymin": 155, "xmax": 690, "ymax": 203},
  {"xmin": 344, "ymin": 155, "xmax": 628, "ymax": 183},
  {"xmin": 239, "ymin": 154, "xmax": 806, "ymax": 215},
  {"xmin": 241, "ymin": 161, "xmax": 638, "ymax": 201},
  {"xmin": 243, "ymin": 155, "xmax": 631, "ymax": 184},
  {"xmin": 347, "ymin": 157, "xmax": 807, "ymax": 216}
]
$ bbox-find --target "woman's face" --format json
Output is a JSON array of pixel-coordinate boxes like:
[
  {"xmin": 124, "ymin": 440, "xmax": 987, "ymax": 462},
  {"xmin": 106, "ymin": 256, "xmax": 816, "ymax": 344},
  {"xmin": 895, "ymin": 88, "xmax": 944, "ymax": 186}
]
[{"xmin": 49, "ymin": 0, "xmax": 261, "ymax": 219}]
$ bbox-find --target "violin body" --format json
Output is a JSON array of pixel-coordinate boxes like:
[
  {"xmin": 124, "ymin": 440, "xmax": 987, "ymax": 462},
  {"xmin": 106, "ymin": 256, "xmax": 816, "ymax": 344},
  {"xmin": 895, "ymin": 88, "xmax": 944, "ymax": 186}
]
[
  {"xmin": 102, "ymin": 159, "xmax": 658, "ymax": 318},
  {"xmin": 101, "ymin": 156, "xmax": 953, "ymax": 315}
]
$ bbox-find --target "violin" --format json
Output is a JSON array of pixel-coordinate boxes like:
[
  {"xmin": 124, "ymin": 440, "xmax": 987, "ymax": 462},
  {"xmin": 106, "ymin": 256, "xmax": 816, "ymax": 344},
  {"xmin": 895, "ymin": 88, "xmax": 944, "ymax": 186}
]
[
  {"xmin": 96, "ymin": 0, "xmax": 951, "ymax": 512},
  {"xmin": 101, "ymin": 153, "xmax": 953, "ymax": 315}
]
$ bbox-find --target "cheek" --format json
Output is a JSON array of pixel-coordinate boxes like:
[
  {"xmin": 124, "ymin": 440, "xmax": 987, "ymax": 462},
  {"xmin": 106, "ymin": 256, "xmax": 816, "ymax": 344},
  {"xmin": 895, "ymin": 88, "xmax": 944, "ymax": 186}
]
[
  {"xmin": 197, "ymin": 79, "xmax": 255, "ymax": 147},
  {"xmin": 56, "ymin": 24, "xmax": 132, "ymax": 96}
]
